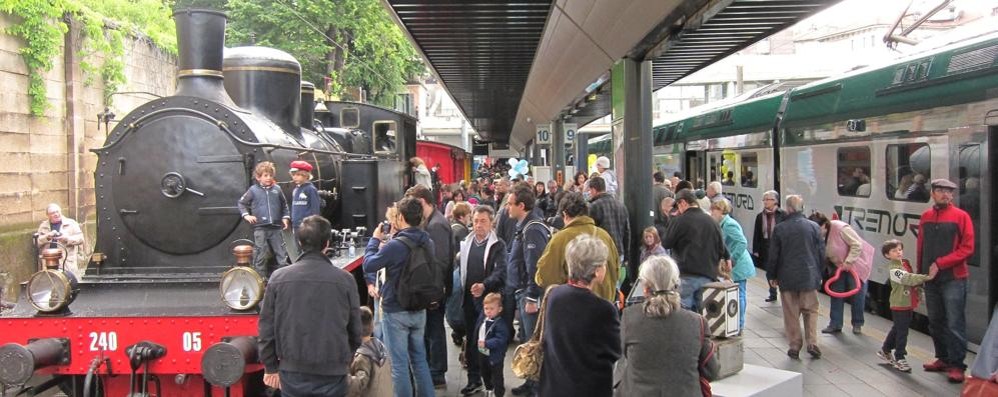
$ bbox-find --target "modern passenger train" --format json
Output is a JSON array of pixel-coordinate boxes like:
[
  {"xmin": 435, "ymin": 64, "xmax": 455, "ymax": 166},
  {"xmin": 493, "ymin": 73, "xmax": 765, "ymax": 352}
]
[{"xmin": 651, "ymin": 32, "xmax": 998, "ymax": 345}]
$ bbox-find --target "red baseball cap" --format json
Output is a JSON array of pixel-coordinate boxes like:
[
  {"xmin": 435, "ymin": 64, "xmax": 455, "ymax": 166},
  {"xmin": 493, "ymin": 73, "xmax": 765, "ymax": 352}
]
[{"xmin": 289, "ymin": 160, "xmax": 313, "ymax": 173}]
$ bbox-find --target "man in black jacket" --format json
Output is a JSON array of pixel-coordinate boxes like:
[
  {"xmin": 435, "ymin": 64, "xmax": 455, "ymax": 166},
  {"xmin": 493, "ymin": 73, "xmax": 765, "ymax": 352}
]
[
  {"xmin": 767, "ymin": 195, "xmax": 825, "ymax": 360},
  {"xmin": 662, "ymin": 189, "xmax": 730, "ymax": 312},
  {"xmin": 753, "ymin": 190, "xmax": 787, "ymax": 302},
  {"xmin": 259, "ymin": 215, "xmax": 362, "ymax": 396},
  {"xmin": 588, "ymin": 176, "xmax": 631, "ymax": 284},
  {"xmin": 406, "ymin": 184, "xmax": 454, "ymax": 388}
]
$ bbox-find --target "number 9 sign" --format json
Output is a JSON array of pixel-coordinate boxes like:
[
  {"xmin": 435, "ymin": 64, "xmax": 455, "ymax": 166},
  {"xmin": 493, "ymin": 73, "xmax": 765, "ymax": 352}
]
[{"xmin": 564, "ymin": 123, "xmax": 577, "ymax": 147}]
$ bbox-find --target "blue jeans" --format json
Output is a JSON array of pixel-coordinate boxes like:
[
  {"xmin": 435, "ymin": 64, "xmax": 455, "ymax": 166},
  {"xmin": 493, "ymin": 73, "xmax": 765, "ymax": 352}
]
[
  {"xmin": 828, "ymin": 277, "xmax": 867, "ymax": 328},
  {"xmin": 924, "ymin": 278, "xmax": 968, "ymax": 369},
  {"xmin": 515, "ymin": 289, "xmax": 538, "ymax": 343},
  {"xmin": 252, "ymin": 227, "xmax": 289, "ymax": 279},
  {"xmin": 680, "ymin": 275, "xmax": 714, "ymax": 312},
  {"xmin": 382, "ymin": 310, "xmax": 435, "ymax": 397},
  {"xmin": 736, "ymin": 280, "xmax": 747, "ymax": 331},
  {"xmin": 278, "ymin": 371, "xmax": 346, "ymax": 397}
]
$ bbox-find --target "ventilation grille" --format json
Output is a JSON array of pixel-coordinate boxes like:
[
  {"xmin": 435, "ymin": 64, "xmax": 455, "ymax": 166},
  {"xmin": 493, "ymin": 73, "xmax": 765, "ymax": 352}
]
[{"xmin": 947, "ymin": 44, "xmax": 998, "ymax": 74}]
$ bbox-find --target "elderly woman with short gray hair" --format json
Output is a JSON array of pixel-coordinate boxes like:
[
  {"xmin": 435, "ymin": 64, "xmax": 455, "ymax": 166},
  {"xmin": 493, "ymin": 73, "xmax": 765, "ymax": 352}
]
[
  {"xmin": 616, "ymin": 256, "xmax": 719, "ymax": 396},
  {"xmin": 539, "ymin": 234, "xmax": 621, "ymax": 397}
]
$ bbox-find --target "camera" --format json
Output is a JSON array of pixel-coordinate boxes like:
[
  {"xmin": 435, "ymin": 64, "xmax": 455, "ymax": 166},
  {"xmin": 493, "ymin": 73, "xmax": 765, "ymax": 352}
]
[{"xmin": 380, "ymin": 221, "xmax": 391, "ymax": 235}]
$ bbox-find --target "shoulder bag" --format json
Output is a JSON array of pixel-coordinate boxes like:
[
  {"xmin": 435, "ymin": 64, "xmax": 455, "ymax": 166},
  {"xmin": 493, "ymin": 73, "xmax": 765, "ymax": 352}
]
[{"xmin": 511, "ymin": 285, "xmax": 556, "ymax": 380}]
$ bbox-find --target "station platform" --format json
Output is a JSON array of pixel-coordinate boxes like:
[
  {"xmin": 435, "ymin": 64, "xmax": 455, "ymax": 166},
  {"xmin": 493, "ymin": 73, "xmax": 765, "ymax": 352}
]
[{"xmin": 435, "ymin": 272, "xmax": 974, "ymax": 397}]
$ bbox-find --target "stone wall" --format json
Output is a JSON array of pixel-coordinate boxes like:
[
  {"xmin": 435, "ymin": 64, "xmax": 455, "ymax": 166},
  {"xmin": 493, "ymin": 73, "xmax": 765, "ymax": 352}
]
[{"xmin": 0, "ymin": 13, "xmax": 177, "ymax": 302}]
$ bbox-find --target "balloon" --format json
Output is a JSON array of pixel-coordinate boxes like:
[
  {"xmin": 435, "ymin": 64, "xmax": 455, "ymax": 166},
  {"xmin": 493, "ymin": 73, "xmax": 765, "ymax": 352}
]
[
  {"xmin": 507, "ymin": 158, "xmax": 519, "ymax": 167},
  {"xmin": 518, "ymin": 159, "xmax": 528, "ymax": 169},
  {"xmin": 508, "ymin": 169, "xmax": 520, "ymax": 178}
]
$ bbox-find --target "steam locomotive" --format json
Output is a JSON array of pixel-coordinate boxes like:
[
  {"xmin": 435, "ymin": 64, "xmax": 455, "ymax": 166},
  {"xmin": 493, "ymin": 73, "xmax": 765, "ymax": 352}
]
[{"xmin": 0, "ymin": 9, "xmax": 415, "ymax": 396}]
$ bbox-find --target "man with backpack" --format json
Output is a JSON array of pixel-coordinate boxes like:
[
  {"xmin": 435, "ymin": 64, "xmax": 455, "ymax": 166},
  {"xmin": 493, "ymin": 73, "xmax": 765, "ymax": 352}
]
[
  {"xmin": 505, "ymin": 183, "xmax": 552, "ymax": 396},
  {"xmin": 456, "ymin": 205, "xmax": 507, "ymax": 395},
  {"xmin": 363, "ymin": 197, "xmax": 441, "ymax": 397},
  {"xmin": 405, "ymin": 184, "xmax": 455, "ymax": 388}
]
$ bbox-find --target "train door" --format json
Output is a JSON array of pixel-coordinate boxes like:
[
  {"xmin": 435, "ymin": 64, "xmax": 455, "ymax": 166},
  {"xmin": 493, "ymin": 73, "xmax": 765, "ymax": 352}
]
[
  {"xmin": 949, "ymin": 129, "xmax": 989, "ymax": 343},
  {"xmin": 686, "ymin": 149, "xmax": 707, "ymax": 188}
]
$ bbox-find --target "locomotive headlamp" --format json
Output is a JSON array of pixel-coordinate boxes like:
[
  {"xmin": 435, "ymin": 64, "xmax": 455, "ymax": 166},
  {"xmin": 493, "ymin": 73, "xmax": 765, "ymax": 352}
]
[
  {"xmin": 220, "ymin": 267, "xmax": 264, "ymax": 311},
  {"xmin": 26, "ymin": 269, "xmax": 79, "ymax": 313}
]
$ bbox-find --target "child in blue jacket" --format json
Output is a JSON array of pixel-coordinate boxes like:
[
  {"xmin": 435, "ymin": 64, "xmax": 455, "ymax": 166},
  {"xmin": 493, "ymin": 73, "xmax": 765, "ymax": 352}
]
[{"xmin": 477, "ymin": 292, "xmax": 510, "ymax": 397}]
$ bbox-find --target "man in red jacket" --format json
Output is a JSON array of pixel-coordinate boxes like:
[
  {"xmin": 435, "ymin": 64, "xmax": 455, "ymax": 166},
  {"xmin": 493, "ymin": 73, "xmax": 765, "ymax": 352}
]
[{"xmin": 917, "ymin": 178, "xmax": 975, "ymax": 383}]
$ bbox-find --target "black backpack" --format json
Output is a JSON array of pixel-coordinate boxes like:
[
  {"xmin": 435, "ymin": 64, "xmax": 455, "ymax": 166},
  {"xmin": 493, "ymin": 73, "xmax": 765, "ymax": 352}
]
[{"xmin": 394, "ymin": 236, "xmax": 446, "ymax": 311}]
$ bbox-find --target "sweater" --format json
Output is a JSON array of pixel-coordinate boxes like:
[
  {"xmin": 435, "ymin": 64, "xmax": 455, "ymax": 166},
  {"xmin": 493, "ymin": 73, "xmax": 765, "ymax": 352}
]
[
  {"xmin": 258, "ymin": 251, "xmax": 363, "ymax": 376},
  {"xmin": 824, "ymin": 220, "xmax": 874, "ymax": 282},
  {"xmin": 539, "ymin": 285, "xmax": 620, "ymax": 397},
  {"xmin": 917, "ymin": 203, "xmax": 974, "ymax": 281}
]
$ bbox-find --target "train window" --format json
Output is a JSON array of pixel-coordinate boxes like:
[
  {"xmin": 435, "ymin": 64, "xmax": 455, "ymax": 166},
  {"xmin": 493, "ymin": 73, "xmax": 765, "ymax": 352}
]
[
  {"xmin": 340, "ymin": 108, "xmax": 360, "ymax": 128},
  {"xmin": 885, "ymin": 143, "xmax": 930, "ymax": 202},
  {"xmin": 837, "ymin": 146, "xmax": 871, "ymax": 197},
  {"xmin": 741, "ymin": 153, "xmax": 758, "ymax": 188},
  {"xmin": 372, "ymin": 121, "xmax": 397, "ymax": 154}
]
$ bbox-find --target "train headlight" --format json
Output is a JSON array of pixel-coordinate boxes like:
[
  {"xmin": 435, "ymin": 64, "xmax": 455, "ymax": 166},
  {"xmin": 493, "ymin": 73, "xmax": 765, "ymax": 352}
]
[
  {"xmin": 26, "ymin": 270, "xmax": 78, "ymax": 313},
  {"xmin": 220, "ymin": 267, "xmax": 264, "ymax": 311}
]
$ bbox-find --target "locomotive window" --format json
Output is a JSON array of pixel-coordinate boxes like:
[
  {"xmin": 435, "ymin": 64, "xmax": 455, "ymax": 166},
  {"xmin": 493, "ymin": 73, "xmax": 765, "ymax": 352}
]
[
  {"xmin": 836, "ymin": 146, "xmax": 871, "ymax": 197},
  {"xmin": 885, "ymin": 143, "xmax": 930, "ymax": 202},
  {"xmin": 340, "ymin": 108, "xmax": 360, "ymax": 128},
  {"xmin": 740, "ymin": 153, "xmax": 758, "ymax": 188},
  {"xmin": 372, "ymin": 121, "xmax": 397, "ymax": 154}
]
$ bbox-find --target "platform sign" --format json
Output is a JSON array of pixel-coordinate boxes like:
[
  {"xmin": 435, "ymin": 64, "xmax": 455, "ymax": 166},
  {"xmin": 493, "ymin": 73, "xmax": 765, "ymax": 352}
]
[
  {"xmin": 536, "ymin": 124, "xmax": 552, "ymax": 145},
  {"xmin": 564, "ymin": 123, "xmax": 577, "ymax": 148}
]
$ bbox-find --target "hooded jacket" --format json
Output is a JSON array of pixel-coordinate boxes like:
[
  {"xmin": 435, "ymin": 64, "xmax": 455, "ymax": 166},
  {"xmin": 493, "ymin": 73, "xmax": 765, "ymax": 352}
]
[
  {"xmin": 238, "ymin": 184, "xmax": 290, "ymax": 229},
  {"xmin": 719, "ymin": 215, "xmax": 756, "ymax": 282},
  {"xmin": 363, "ymin": 228, "xmax": 435, "ymax": 313}
]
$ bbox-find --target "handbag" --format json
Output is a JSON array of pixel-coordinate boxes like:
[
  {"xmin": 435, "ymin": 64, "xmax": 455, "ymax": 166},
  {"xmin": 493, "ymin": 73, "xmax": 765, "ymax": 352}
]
[
  {"xmin": 962, "ymin": 376, "xmax": 998, "ymax": 397},
  {"xmin": 511, "ymin": 285, "xmax": 556, "ymax": 381}
]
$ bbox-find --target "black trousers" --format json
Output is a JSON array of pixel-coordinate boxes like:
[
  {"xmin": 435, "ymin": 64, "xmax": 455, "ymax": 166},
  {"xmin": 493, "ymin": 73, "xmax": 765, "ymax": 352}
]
[
  {"xmin": 463, "ymin": 294, "xmax": 482, "ymax": 383},
  {"xmin": 479, "ymin": 357, "xmax": 505, "ymax": 397},
  {"xmin": 882, "ymin": 309, "xmax": 913, "ymax": 359}
]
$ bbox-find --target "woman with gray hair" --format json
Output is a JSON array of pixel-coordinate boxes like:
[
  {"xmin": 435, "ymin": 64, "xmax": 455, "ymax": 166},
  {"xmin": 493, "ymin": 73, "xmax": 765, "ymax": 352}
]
[
  {"xmin": 616, "ymin": 256, "xmax": 719, "ymax": 396},
  {"xmin": 539, "ymin": 234, "xmax": 621, "ymax": 397}
]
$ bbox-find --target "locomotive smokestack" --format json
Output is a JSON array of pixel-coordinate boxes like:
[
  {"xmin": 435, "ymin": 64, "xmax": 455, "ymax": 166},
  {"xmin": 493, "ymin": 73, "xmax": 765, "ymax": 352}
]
[
  {"xmin": 173, "ymin": 9, "xmax": 237, "ymax": 107},
  {"xmin": 301, "ymin": 81, "xmax": 316, "ymax": 129}
]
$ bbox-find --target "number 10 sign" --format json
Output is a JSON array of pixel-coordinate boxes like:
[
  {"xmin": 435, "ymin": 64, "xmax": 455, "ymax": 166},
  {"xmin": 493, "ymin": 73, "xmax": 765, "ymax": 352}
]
[{"xmin": 536, "ymin": 124, "xmax": 552, "ymax": 145}]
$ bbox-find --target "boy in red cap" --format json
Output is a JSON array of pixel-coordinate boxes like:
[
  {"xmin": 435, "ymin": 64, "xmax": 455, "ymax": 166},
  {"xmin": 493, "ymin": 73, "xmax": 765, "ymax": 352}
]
[{"xmin": 290, "ymin": 160, "xmax": 321, "ymax": 237}]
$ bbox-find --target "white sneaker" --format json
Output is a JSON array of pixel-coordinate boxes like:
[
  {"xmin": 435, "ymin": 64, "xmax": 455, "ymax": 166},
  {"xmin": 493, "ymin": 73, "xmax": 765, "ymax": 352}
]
[
  {"xmin": 893, "ymin": 358, "xmax": 912, "ymax": 373},
  {"xmin": 877, "ymin": 350, "xmax": 895, "ymax": 364}
]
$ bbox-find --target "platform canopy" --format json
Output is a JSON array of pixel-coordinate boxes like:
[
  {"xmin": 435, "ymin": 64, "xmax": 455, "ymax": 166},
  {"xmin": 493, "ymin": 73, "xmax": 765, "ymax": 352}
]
[{"xmin": 383, "ymin": 0, "xmax": 841, "ymax": 150}]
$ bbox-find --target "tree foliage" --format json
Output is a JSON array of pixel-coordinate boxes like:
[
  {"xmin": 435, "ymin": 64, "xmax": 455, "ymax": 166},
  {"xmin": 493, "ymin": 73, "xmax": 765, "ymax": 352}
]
[
  {"xmin": 214, "ymin": 0, "xmax": 423, "ymax": 106},
  {"xmin": 0, "ymin": 0, "xmax": 176, "ymax": 115}
]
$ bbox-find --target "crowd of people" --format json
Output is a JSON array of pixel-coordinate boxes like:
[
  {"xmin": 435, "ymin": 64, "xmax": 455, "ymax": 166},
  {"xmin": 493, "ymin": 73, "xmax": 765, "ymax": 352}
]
[{"xmin": 239, "ymin": 156, "xmax": 991, "ymax": 396}]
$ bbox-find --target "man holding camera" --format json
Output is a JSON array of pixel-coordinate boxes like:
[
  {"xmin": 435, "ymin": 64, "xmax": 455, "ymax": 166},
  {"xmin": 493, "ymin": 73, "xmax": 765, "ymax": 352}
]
[{"xmin": 36, "ymin": 203, "xmax": 86, "ymax": 274}]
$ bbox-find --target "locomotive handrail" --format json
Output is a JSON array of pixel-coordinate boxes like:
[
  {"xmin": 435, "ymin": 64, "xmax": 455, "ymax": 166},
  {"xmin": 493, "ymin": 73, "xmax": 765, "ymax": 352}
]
[{"xmin": 91, "ymin": 107, "xmax": 388, "ymax": 160}]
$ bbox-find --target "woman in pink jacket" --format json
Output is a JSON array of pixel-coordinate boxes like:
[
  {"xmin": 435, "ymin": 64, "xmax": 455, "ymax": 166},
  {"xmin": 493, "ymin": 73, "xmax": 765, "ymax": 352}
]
[{"xmin": 809, "ymin": 212, "xmax": 874, "ymax": 334}]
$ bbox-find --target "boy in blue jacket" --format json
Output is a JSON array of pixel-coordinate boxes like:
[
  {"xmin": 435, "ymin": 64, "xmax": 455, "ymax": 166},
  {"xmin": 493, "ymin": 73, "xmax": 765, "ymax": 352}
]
[
  {"xmin": 476, "ymin": 292, "xmax": 510, "ymax": 397},
  {"xmin": 238, "ymin": 161, "xmax": 290, "ymax": 279},
  {"xmin": 289, "ymin": 160, "xmax": 321, "ymax": 234}
]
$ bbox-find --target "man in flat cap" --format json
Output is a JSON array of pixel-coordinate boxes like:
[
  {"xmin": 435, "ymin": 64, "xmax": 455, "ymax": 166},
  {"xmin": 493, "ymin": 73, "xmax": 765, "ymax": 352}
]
[{"xmin": 917, "ymin": 178, "xmax": 975, "ymax": 383}]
